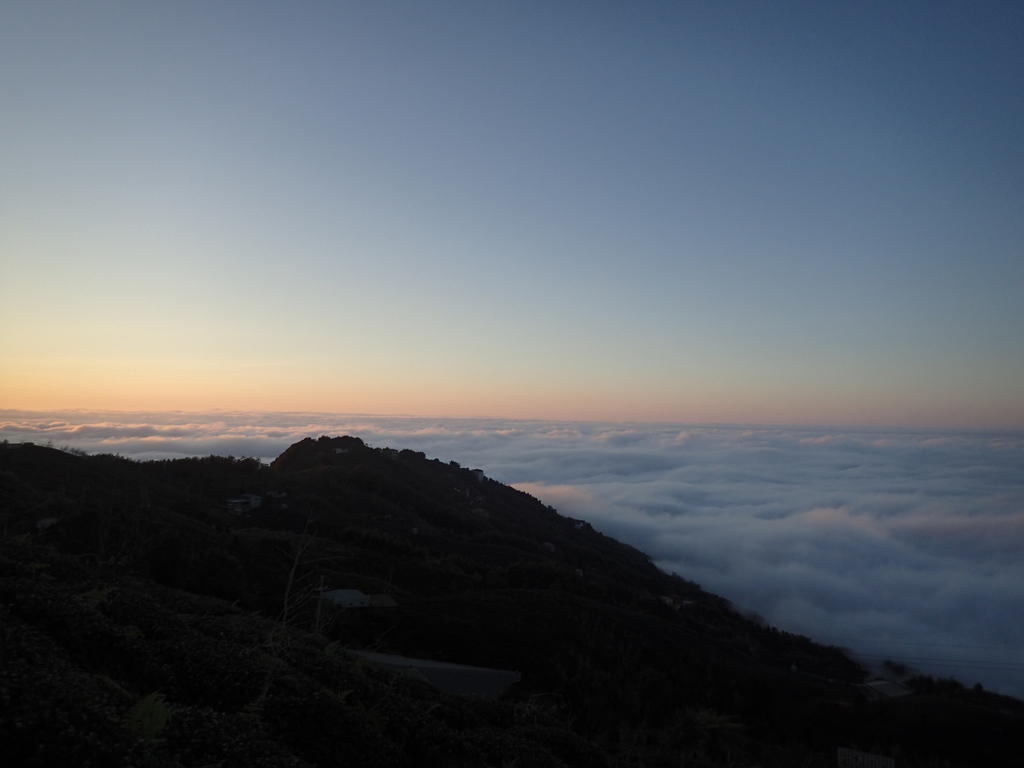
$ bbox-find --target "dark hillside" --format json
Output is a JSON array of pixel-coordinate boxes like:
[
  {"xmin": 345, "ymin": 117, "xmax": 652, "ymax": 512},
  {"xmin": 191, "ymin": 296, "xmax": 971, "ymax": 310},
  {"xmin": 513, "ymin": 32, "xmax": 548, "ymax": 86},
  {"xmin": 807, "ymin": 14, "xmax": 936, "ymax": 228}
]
[{"xmin": 2, "ymin": 437, "xmax": 1022, "ymax": 767}]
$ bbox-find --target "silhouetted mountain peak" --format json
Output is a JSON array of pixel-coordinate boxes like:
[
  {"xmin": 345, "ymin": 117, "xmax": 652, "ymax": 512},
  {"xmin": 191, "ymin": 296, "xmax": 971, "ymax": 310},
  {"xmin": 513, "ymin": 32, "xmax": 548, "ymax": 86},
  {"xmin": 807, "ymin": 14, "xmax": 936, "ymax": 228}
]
[{"xmin": 270, "ymin": 434, "xmax": 370, "ymax": 472}]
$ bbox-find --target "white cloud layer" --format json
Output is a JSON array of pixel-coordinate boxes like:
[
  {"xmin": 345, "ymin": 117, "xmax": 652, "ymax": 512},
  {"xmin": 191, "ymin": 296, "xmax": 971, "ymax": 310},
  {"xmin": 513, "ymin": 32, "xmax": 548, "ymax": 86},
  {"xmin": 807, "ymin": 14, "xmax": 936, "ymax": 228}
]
[{"xmin": 4, "ymin": 409, "xmax": 1023, "ymax": 696}]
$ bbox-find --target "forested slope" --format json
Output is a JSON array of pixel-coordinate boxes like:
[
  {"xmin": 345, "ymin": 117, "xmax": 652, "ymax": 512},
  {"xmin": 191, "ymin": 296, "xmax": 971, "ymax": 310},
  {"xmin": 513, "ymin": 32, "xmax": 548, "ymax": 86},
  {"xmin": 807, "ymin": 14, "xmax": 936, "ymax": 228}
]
[{"xmin": 2, "ymin": 437, "xmax": 1021, "ymax": 767}]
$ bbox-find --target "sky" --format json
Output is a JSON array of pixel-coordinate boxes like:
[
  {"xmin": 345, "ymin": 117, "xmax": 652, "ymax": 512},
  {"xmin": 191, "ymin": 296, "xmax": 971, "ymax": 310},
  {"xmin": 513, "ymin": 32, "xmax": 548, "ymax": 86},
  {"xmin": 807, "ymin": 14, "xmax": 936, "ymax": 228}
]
[
  {"xmin": 3, "ymin": 410, "xmax": 1023, "ymax": 697},
  {"xmin": 2, "ymin": 2, "xmax": 1023, "ymax": 427}
]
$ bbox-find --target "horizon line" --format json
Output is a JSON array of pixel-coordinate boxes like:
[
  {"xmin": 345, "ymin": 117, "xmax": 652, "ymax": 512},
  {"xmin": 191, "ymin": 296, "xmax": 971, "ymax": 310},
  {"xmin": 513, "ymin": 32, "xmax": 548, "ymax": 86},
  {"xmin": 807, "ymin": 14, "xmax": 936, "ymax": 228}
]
[{"xmin": 2, "ymin": 407, "xmax": 1023, "ymax": 435}]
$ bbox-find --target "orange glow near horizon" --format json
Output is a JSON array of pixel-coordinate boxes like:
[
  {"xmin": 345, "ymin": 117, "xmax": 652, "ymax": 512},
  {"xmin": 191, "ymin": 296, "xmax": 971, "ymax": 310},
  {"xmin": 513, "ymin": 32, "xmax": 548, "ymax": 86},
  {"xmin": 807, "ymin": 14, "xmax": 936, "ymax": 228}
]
[{"xmin": 3, "ymin": 360, "xmax": 1022, "ymax": 430}]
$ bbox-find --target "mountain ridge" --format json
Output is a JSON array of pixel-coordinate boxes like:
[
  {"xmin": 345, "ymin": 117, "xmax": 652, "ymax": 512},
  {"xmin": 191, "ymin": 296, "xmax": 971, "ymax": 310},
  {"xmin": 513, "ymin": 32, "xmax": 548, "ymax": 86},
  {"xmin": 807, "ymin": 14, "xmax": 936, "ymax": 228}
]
[{"xmin": 2, "ymin": 436, "xmax": 1021, "ymax": 766}]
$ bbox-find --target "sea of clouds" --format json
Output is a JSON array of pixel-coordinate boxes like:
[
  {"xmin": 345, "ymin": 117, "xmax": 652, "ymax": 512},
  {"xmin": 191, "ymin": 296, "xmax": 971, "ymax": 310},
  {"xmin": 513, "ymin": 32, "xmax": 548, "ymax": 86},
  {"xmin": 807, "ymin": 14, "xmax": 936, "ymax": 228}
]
[{"xmin": 4, "ymin": 409, "xmax": 1023, "ymax": 697}]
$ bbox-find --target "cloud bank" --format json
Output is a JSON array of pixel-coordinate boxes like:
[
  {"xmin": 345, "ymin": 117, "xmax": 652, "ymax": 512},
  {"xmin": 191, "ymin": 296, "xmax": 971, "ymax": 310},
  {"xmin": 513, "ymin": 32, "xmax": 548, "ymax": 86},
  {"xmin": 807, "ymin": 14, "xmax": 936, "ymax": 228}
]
[{"xmin": 4, "ymin": 410, "xmax": 1023, "ymax": 696}]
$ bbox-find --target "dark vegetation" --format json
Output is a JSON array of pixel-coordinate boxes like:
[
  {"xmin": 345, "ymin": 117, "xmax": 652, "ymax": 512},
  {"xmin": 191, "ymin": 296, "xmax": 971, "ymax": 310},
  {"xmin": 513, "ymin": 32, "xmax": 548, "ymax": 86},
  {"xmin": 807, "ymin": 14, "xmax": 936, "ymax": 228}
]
[{"xmin": 1, "ymin": 436, "xmax": 1021, "ymax": 766}]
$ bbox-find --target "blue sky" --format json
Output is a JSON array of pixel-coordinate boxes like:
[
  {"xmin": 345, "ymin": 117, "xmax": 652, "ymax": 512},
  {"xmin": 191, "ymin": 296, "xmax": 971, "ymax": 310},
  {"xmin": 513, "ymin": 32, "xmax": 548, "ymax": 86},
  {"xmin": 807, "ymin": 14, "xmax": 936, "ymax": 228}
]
[{"xmin": 2, "ymin": 2, "xmax": 1022, "ymax": 426}]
